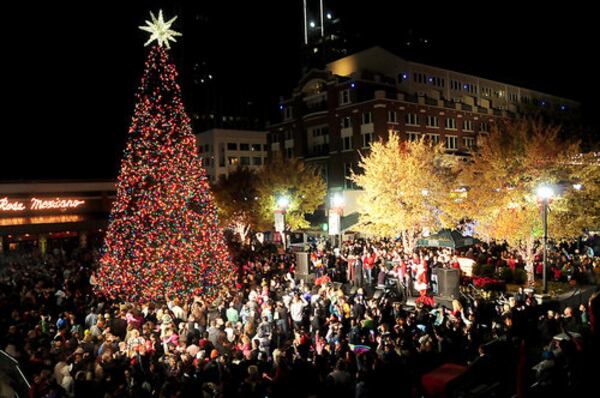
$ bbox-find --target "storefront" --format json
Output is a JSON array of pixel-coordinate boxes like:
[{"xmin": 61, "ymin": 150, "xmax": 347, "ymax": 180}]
[{"xmin": 0, "ymin": 181, "xmax": 115, "ymax": 254}]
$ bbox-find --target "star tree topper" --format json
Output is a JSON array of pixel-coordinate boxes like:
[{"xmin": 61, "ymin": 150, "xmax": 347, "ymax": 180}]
[{"xmin": 139, "ymin": 10, "xmax": 182, "ymax": 49}]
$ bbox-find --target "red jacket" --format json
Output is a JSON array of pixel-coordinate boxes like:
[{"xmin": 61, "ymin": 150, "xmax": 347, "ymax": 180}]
[{"xmin": 363, "ymin": 253, "xmax": 377, "ymax": 270}]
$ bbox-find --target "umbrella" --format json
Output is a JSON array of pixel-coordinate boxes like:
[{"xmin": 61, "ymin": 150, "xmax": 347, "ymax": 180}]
[
  {"xmin": 416, "ymin": 229, "xmax": 475, "ymax": 249},
  {"xmin": 0, "ymin": 350, "xmax": 30, "ymax": 398}
]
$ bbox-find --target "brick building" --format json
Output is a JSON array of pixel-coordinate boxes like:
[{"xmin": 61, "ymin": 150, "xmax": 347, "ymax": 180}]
[{"xmin": 268, "ymin": 46, "xmax": 580, "ymax": 218}]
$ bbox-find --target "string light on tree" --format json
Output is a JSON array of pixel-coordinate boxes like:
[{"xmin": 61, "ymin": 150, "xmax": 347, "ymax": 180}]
[{"xmin": 95, "ymin": 10, "xmax": 234, "ymax": 303}]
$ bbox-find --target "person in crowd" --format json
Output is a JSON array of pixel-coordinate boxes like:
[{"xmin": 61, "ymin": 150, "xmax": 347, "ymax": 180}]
[{"xmin": 0, "ymin": 235, "xmax": 597, "ymax": 398}]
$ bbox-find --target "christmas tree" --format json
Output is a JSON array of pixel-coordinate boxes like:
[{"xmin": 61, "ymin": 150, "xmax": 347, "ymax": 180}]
[{"xmin": 95, "ymin": 10, "xmax": 234, "ymax": 303}]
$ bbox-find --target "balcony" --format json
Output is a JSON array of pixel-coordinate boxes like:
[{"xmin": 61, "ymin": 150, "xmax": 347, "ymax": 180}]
[
  {"xmin": 305, "ymin": 148, "xmax": 331, "ymax": 159},
  {"xmin": 304, "ymin": 100, "xmax": 328, "ymax": 114},
  {"xmin": 443, "ymin": 100, "xmax": 456, "ymax": 109},
  {"xmin": 477, "ymin": 107, "xmax": 488, "ymax": 114},
  {"xmin": 461, "ymin": 104, "xmax": 473, "ymax": 112},
  {"xmin": 425, "ymin": 97, "xmax": 438, "ymax": 106},
  {"xmin": 493, "ymin": 109, "xmax": 502, "ymax": 116},
  {"xmin": 404, "ymin": 93, "xmax": 418, "ymax": 103}
]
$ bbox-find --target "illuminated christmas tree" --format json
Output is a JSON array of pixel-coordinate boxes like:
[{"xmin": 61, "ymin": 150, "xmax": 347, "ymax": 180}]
[{"xmin": 95, "ymin": 10, "xmax": 234, "ymax": 303}]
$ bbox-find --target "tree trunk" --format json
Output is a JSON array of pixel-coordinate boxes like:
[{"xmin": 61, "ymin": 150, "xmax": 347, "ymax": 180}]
[
  {"xmin": 234, "ymin": 222, "xmax": 250, "ymax": 245},
  {"xmin": 402, "ymin": 229, "xmax": 417, "ymax": 254}
]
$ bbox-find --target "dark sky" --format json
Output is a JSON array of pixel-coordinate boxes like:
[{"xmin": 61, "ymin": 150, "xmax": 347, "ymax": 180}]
[{"xmin": 3, "ymin": 1, "xmax": 597, "ymax": 180}]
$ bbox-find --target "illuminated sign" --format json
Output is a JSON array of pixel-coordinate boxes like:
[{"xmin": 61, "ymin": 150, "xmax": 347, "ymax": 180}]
[
  {"xmin": 0, "ymin": 197, "xmax": 86, "ymax": 212},
  {"xmin": 0, "ymin": 215, "xmax": 84, "ymax": 226},
  {"xmin": 0, "ymin": 198, "xmax": 26, "ymax": 211}
]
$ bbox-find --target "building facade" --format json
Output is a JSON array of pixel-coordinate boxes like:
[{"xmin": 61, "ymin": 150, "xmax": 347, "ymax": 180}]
[
  {"xmin": 0, "ymin": 180, "xmax": 115, "ymax": 253},
  {"xmin": 196, "ymin": 129, "xmax": 269, "ymax": 182},
  {"xmin": 268, "ymin": 46, "xmax": 580, "ymax": 216}
]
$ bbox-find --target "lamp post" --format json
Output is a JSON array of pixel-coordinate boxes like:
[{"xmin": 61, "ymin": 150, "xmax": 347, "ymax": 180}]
[
  {"xmin": 536, "ymin": 185, "xmax": 553, "ymax": 294},
  {"xmin": 275, "ymin": 196, "xmax": 290, "ymax": 249},
  {"xmin": 329, "ymin": 194, "xmax": 345, "ymax": 248}
]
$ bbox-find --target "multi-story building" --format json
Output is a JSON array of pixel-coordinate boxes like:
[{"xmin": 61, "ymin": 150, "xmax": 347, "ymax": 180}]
[
  {"xmin": 301, "ymin": 0, "xmax": 350, "ymax": 72},
  {"xmin": 268, "ymin": 46, "xmax": 580, "ymax": 216},
  {"xmin": 196, "ymin": 129, "xmax": 268, "ymax": 182}
]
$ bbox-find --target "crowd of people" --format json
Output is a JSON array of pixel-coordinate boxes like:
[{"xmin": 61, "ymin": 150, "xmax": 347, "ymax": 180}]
[{"xmin": 0, "ymin": 236, "xmax": 598, "ymax": 398}]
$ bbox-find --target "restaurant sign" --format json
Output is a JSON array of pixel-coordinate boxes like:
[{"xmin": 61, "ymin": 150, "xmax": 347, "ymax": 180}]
[{"xmin": 0, "ymin": 197, "xmax": 86, "ymax": 212}]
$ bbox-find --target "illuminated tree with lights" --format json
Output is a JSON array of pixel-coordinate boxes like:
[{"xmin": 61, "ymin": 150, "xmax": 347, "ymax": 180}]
[
  {"xmin": 95, "ymin": 11, "xmax": 234, "ymax": 303},
  {"xmin": 458, "ymin": 119, "xmax": 600, "ymax": 284},
  {"xmin": 257, "ymin": 155, "xmax": 327, "ymax": 231},
  {"xmin": 351, "ymin": 132, "xmax": 459, "ymax": 251}
]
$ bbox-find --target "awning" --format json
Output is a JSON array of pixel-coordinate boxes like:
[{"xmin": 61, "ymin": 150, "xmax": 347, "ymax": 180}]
[{"xmin": 341, "ymin": 212, "xmax": 360, "ymax": 231}]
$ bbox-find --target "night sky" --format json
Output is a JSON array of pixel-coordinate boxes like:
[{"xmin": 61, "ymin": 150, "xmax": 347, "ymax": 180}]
[{"xmin": 4, "ymin": 1, "xmax": 597, "ymax": 180}]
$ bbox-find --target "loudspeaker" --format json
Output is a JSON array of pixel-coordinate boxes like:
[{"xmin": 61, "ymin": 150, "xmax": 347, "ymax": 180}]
[
  {"xmin": 295, "ymin": 252, "xmax": 309, "ymax": 275},
  {"xmin": 433, "ymin": 268, "xmax": 460, "ymax": 297}
]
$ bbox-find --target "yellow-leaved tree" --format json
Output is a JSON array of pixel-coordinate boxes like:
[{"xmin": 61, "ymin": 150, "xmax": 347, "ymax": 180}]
[
  {"xmin": 212, "ymin": 167, "xmax": 260, "ymax": 244},
  {"xmin": 257, "ymin": 155, "xmax": 327, "ymax": 232},
  {"xmin": 459, "ymin": 119, "xmax": 600, "ymax": 284},
  {"xmin": 351, "ymin": 132, "xmax": 459, "ymax": 251}
]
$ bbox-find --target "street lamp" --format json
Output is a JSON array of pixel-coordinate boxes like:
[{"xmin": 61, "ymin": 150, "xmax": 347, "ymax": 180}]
[
  {"xmin": 536, "ymin": 185, "xmax": 554, "ymax": 294},
  {"xmin": 329, "ymin": 194, "xmax": 345, "ymax": 248},
  {"xmin": 331, "ymin": 193, "xmax": 344, "ymax": 209},
  {"xmin": 277, "ymin": 196, "xmax": 290, "ymax": 209},
  {"xmin": 275, "ymin": 196, "xmax": 290, "ymax": 249}
]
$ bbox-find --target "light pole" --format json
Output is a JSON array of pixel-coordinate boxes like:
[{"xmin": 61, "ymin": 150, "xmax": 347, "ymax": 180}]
[
  {"xmin": 329, "ymin": 194, "xmax": 345, "ymax": 248},
  {"xmin": 275, "ymin": 196, "xmax": 290, "ymax": 249},
  {"xmin": 536, "ymin": 185, "xmax": 553, "ymax": 294}
]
